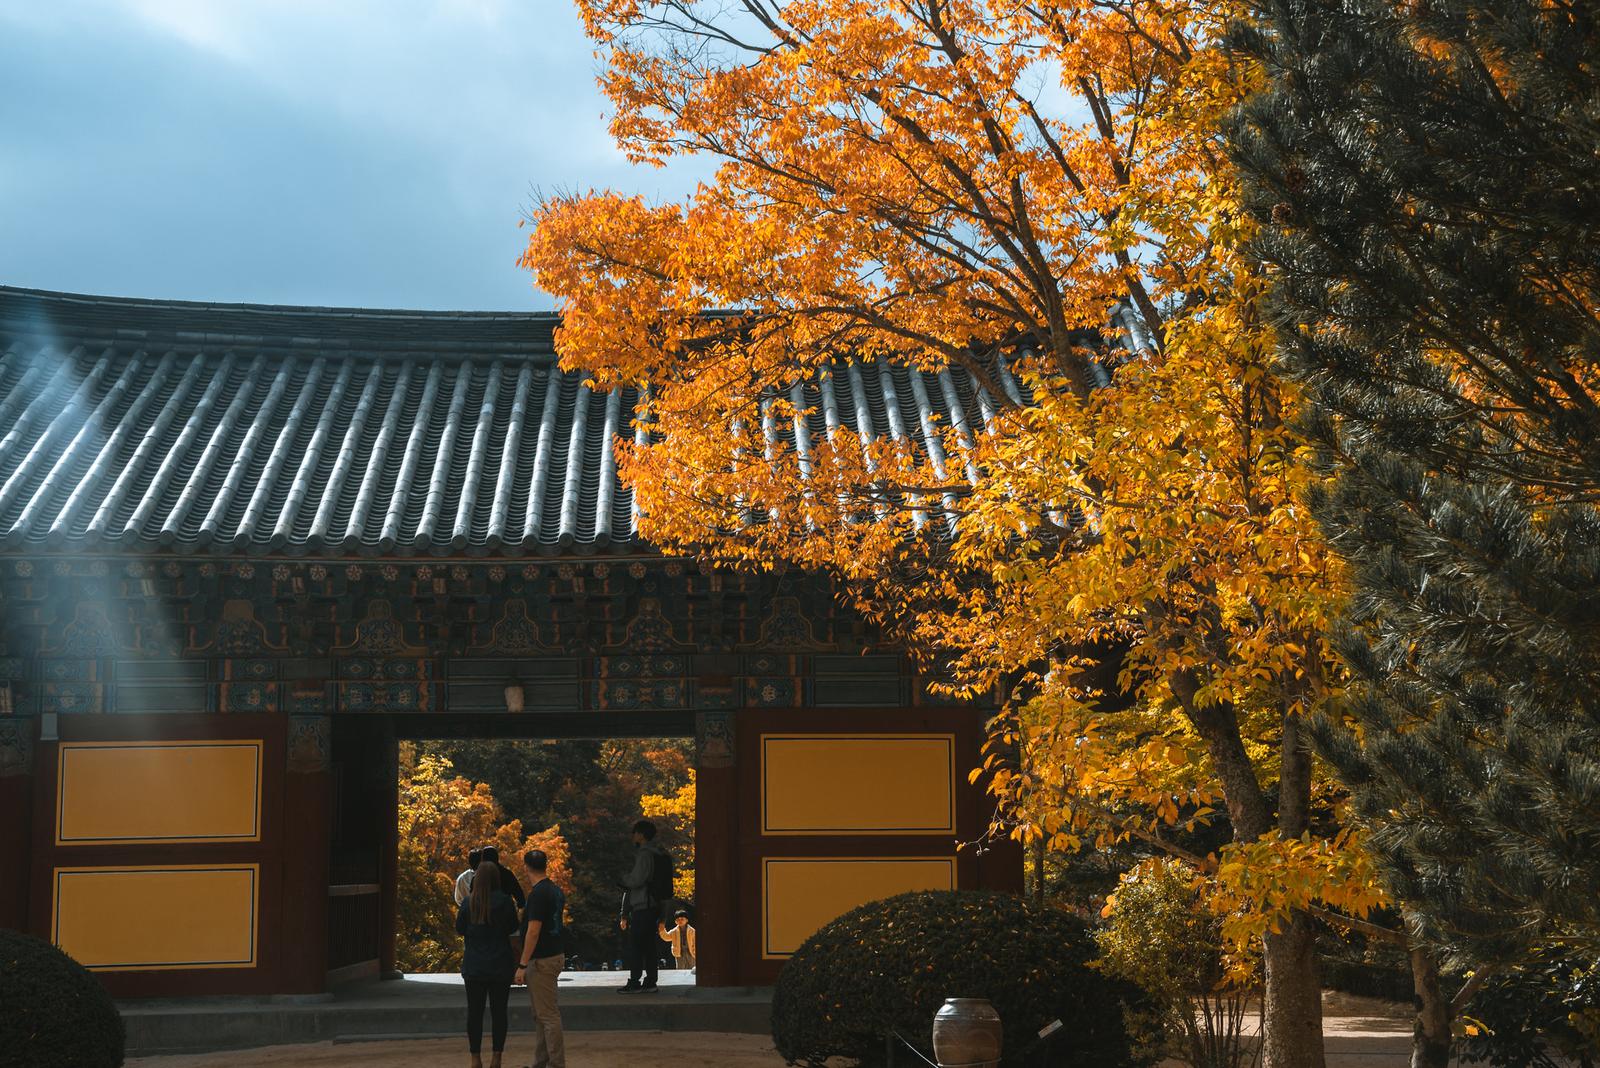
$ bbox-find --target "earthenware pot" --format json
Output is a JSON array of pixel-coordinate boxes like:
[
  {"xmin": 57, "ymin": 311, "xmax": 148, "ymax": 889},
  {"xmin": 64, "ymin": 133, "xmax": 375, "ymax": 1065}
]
[{"xmin": 932, "ymin": 997, "xmax": 1002, "ymax": 1068}]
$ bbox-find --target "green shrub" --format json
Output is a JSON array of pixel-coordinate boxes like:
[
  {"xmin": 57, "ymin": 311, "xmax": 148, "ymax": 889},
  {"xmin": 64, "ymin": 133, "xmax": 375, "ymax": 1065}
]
[
  {"xmin": 771, "ymin": 890, "xmax": 1150, "ymax": 1067},
  {"xmin": 1460, "ymin": 947, "xmax": 1600, "ymax": 1068},
  {"xmin": 1095, "ymin": 860, "xmax": 1251, "ymax": 1068},
  {"xmin": 0, "ymin": 928, "xmax": 125, "ymax": 1067}
]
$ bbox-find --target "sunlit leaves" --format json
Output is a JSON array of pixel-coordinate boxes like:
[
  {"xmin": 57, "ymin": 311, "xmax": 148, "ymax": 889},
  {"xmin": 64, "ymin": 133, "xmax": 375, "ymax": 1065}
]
[
  {"xmin": 527, "ymin": 0, "xmax": 1377, "ymax": 974},
  {"xmin": 641, "ymin": 768, "xmax": 698, "ymax": 900}
]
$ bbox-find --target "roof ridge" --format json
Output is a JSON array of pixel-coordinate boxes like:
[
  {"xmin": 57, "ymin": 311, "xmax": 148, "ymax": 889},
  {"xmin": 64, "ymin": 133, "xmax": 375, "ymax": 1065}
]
[
  {"xmin": 0, "ymin": 285, "xmax": 561, "ymax": 322},
  {"xmin": 0, "ymin": 286, "xmax": 561, "ymax": 360}
]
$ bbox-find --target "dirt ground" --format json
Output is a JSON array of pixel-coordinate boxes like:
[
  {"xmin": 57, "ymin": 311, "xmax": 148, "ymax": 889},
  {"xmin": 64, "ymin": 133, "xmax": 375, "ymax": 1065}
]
[{"xmin": 127, "ymin": 1015, "xmax": 1425, "ymax": 1068}]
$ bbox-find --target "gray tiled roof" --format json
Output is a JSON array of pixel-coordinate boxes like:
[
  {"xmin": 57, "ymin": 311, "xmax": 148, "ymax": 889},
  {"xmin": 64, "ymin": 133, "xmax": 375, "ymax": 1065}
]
[{"xmin": 0, "ymin": 287, "xmax": 1042, "ymax": 556}]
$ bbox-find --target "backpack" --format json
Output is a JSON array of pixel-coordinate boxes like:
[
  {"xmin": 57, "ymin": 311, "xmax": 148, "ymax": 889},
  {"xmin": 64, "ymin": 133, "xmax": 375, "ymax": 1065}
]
[
  {"xmin": 546, "ymin": 884, "xmax": 565, "ymax": 938},
  {"xmin": 649, "ymin": 847, "xmax": 675, "ymax": 907}
]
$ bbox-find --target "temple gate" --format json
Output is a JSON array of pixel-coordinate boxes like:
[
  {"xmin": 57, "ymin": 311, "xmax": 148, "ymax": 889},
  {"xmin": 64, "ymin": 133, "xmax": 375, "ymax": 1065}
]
[{"xmin": 0, "ymin": 286, "xmax": 1020, "ymax": 995}]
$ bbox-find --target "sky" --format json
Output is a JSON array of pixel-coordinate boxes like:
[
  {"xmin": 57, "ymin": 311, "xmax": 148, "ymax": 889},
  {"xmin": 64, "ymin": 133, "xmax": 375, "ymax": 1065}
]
[{"xmin": 0, "ymin": 0, "xmax": 702, "ymax": 311}]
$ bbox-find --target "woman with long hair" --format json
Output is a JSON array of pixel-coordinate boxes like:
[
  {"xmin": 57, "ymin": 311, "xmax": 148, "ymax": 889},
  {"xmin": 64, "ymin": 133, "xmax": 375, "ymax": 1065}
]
[{"xmin": 455, "ymin": 859, "xmax": 519, "ymax": 1067}]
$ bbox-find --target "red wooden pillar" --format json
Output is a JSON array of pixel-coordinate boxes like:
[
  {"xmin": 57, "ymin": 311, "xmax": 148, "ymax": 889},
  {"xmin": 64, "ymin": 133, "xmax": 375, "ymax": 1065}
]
[
  {"xmin": 279, "ymin": 716, "xmax": 332, "ymax": 993},
  {"xmin": 27, "ymin": 729, "xmax": 57, "ymax": 944},
  {"xmin": 959, "ymin": 712, "xmax": 1025, "ymax": 895},
  {"xmin": 377, "ymin": 730, "xmax": 401, "ymax": 979},
  {"xmin": 692, "ymin": 711, "xmax": 739, "ymax": 987},
  {"xmin": 0, "ymin": 718, "xmax": 35, "ymax": 931}
]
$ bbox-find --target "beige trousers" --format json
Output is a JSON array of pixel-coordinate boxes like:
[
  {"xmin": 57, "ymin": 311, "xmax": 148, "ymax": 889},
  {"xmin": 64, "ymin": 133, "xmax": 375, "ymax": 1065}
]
[{"xmin": 527, "ymin": 953, "xmax": 565, "ymax": 1068}]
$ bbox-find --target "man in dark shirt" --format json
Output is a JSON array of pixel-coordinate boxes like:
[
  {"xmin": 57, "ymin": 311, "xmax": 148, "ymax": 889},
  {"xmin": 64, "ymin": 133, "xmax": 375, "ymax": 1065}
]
[
  {"xmin": 617, "ymin": 819, "xmax": 669, "ymax": 994},
  {"xmin": 480, "ymin": 845, "xmax": 526, "ymax": 909},
  {"xmin": 515, "ymin": 849, "xmax": 566, "ymax": 1068}
]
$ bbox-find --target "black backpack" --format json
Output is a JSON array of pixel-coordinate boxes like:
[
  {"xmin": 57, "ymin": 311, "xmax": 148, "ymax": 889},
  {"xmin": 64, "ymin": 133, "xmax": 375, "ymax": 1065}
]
[
  {"xmin": 547, "ymin": 884, "xmax": 565, "ymax": 938},
  {"xmin": 649, "ymin": 848, "xmax": 675, "ymax": 906}
]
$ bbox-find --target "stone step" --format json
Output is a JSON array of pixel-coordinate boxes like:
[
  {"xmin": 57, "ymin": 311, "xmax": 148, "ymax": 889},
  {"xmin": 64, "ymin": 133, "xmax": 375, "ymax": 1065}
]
[{"xmin": 120, "ymin": 981, "xmax": 774, "ymax": 1056}]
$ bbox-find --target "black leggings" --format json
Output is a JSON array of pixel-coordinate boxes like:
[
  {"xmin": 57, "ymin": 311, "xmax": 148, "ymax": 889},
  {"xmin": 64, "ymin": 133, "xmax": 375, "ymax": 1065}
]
[{"xmin": 464, "ymin": 977, "xmax": 511, "ymax": 1054}]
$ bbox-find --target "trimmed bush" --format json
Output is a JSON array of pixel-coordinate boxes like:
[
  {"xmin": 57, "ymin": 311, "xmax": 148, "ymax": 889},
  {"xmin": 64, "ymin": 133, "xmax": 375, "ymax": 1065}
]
[
  {"xmin": 0, "ymin": 928, "xmax": 125, "ymax": 1067},
  {"xmin": 771, "ymin": 890, "xmax": 1151, "ymax": 1067}
]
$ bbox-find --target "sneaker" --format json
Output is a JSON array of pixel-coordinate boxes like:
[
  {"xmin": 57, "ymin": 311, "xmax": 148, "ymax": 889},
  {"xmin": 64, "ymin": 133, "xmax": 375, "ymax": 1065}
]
[
  {"xmin": 617, "ymin": 983, "xmax": 643, "ymax": 994},
  {"xmin": 638, "ymin": 984, "xmax": 659, "ymax": 994}
]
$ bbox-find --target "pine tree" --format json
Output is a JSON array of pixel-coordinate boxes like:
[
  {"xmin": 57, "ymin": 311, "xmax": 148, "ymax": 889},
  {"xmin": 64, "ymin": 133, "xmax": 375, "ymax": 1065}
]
[{"xmin": 1229, "ymin": 0, "xmax": 1600, "ymax": 986}]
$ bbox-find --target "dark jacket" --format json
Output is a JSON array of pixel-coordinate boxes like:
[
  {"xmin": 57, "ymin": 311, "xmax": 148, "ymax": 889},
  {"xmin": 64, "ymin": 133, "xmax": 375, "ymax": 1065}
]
[
  {"xmin": 456, "ymin": 891, "xmax": 519, "ymax": 981},
  {"xmin": 495, "ymin": 862, "xmax": 526, "ymax": 908},
  {"xmin": 621, "ymin": 841, "xmax": 670, "ymax": 913}
]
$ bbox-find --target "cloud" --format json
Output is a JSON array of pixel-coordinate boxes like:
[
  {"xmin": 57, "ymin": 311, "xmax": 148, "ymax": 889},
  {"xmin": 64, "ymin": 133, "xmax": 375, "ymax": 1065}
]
[
  {"xmin": 120, "ymin": 0, "xmax": 255, "ymax": 63},
  {"xmin": 0, "ymin": 0, "xmax": 704, "ymax": 310}
]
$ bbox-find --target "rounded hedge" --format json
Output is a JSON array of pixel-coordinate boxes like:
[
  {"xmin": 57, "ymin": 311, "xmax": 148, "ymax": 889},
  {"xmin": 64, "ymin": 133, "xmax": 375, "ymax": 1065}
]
[
  {"xmin": 771, "ymin": 890, "xmax": 1151, "ymax": 1067},
  {"xmin": 0, "ymin": 929, "xmax": 125, "ymax": 1067}
]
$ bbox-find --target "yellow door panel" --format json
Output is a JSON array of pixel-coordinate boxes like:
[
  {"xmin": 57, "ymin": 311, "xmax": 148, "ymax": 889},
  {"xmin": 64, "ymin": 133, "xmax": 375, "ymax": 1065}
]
[
  {"xmin": 761, "ymin": 734, "xmax": 955, "ymax": 835},
  {"xmin": 57, "ymin": 741, "xmax": 262, "ymax": 845},
  {"xmin": 762, "ymin": 856, "xmax": 955, "ymax": 957},
  {"xmin": 53, "ymin": 864, "xmax": 259, "ymax": 971}
]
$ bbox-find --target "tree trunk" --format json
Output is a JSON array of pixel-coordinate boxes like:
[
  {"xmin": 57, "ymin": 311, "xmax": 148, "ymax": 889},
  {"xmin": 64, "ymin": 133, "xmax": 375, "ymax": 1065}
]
[
  {"xmin": 1257, "ymin": 708, "xmax": 1326, "ymax": 1068},
  {"xmin": 1031, "ymin": 836, "xmax": 1046, "ymax": 907},
  {"xmin": 1175, "ymin": 682, "xmax": 1272, "ymax": 845},
  {"xmin": 1179, "ymin": 682, "xmax": 1328, "ymax": 1068},
  {"xmin": 1409, "ymin": 948, "xmax": 1452, "ymax": 1068},
  {"xmin": 1261, "ymin": 912, "xmax": 1328, "ymax": 1068}
]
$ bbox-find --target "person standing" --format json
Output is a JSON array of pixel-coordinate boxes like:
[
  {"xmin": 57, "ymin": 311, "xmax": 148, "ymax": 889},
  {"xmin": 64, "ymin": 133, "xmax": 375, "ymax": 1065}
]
[
  {"xmin": 658, "ymin": 910, "xmax": 696, "ymax": 971},
  {"xmin": 617, "ymin": 819, "xmax": 671, "ymax": 994},
  {"xmin": 454, "ymin": 848, "xmax": 482, "ymax": 907},
  {"xmin": 456, "ymin": 861, "xmax": 519, "ymax": 1068},
  {"xmin": 479, "ymin": 845, "xmax": 526, "ymax": 910},
  {"xmin": 515, "ymin": 849, "xmax": 566, "ymax": 1068}
]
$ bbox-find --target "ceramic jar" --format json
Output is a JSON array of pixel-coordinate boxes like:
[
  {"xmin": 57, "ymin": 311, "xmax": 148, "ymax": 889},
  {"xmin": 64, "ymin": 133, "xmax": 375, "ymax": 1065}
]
[{"xmin": 932, "ymin": 997, "xmax": 1003, "ymax": 1068}]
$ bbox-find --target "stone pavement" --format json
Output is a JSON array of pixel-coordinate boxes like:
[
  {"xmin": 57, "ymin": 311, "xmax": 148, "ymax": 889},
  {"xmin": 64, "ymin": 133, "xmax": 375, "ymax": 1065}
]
[
  {"xmin": 126, "ymin": 1017, "xmax": 1428, "ymax": 1068},
  {"xmin": 122, "ymin": 983, "xmax": 1453, "ymax": 1066},
  {"xmin": 119, "ymin": 972, "xmax": 768, "ymax": 1057},
  {"xmin": 127, "ymin": 1031, "xmax": 789, "ymax": 1067}
]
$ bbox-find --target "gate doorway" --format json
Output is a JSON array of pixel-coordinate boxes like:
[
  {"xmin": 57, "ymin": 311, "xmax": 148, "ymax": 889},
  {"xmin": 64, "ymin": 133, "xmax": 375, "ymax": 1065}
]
[
  {"xmin": 318, "ymin": 704, "xmax": 1017, "ymax": 991},
  {"xmin": 394, "ymin": 734, "xmax": 698, "ymax": 985},
  {"xmin": 323, "ymin": 713, "xmax": 712, "ymax": 989}
]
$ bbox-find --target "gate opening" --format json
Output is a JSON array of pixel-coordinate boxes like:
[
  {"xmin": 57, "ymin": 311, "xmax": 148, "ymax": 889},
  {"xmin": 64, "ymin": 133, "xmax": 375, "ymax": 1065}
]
[{"xmin": 394, "ymin": 737, "xmax": 697, "ymax": 984}]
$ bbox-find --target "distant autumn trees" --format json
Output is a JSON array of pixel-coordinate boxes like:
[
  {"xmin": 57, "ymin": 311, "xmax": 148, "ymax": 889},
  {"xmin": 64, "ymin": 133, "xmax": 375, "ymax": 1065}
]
[
  {"xmin": 397, "ymin": 739, "xmax": 695, "ymax": 972},
  {"xmin": 642, "ymin": 768, "xmax": 696, "ymax": 902},
  {"xmin": 396, "ymin": 748, "xmax": 571, "ymax": 973}
]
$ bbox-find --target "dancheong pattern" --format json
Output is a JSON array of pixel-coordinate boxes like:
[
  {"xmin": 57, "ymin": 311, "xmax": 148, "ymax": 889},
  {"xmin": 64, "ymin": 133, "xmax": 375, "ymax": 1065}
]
[{"xmin": 0, "ymin": 288, "xmax": 984, "ymax": 725}]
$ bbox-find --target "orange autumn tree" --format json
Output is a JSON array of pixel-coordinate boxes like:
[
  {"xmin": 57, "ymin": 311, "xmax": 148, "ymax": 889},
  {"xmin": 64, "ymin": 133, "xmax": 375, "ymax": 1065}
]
[
  {"xmin": 397, "ymin": 749, "xmax": 572, "ymax": 973},
  {"xmin": 524, "ymin": 2, "xmax": 1376, "ymax": 1064},
  {"xmin": 641, "ymin": 768, "xmax": 696, "ymax": 902}
]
